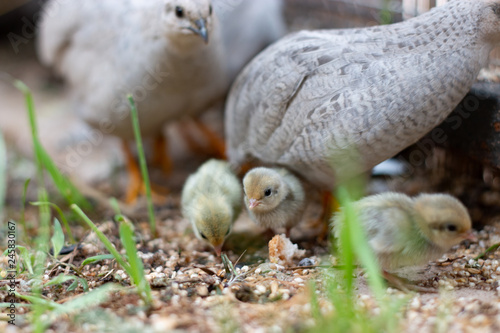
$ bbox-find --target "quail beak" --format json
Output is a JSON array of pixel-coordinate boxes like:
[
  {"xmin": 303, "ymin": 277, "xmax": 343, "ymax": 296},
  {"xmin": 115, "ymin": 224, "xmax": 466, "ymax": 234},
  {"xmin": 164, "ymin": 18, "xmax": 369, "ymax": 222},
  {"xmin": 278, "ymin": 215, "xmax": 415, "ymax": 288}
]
[
  {"xmin": 188, "ymin": 18, "xmax": 208, "ymax": 43},
  {"xmin": 213, "ymin": 244, "xmax": 223, "ymax": 257},
  {"xmin": 463, "ymin": 230, "xmax": 476, "ymax": 241},
  {"xmin": 248, "ymin": 198, "xmax": 260, "ymax": 209}
]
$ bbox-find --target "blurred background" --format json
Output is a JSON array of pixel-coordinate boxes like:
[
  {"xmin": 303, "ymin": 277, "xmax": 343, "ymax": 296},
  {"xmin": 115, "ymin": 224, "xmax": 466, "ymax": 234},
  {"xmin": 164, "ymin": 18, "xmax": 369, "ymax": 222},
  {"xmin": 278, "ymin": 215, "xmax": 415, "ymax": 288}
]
[
  {"xmin": 0, "ymin": 0, "xmax": 406, "ymax": 189},
  {"xmin": 1, "ymin": 0, "xmax": 500, "ymax": 223}
]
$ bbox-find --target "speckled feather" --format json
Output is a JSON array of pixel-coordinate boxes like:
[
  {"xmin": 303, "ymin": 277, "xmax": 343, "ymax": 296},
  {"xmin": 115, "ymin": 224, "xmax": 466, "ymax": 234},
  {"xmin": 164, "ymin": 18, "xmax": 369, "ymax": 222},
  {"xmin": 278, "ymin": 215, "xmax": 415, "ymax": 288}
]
[{"xmin": 226, "ymin": 0, "xmax": 500, "ymax": 189}]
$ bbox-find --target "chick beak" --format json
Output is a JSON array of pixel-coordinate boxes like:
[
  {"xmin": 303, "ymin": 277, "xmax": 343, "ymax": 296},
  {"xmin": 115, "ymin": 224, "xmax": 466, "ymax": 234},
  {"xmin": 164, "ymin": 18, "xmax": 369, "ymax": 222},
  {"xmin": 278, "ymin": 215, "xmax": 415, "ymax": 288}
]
[
  {"xmin": 188, "ymin": 18, "xmax": 208, "ymax": 43},
  {"xmin": 463, "ymin": 230, "xmax": 476, "ymax": 241},
  {"xmin": 213, "ymin": 244, "xmax": 222, "ymax": 257},
  {"xmin": 248, "ymin": 198, "xmax": 260, "ymax": 209}
]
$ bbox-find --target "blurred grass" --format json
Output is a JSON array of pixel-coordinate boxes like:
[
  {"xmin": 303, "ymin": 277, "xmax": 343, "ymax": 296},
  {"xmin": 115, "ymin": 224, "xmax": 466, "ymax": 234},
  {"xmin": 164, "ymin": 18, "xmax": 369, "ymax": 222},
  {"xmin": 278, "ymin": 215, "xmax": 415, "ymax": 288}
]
[
  {"xmin": 16, "ymin": 283, "xmax": 120, "ymax": 332},
  {"xmin": 3, "ymin": 81, "xmax": 156, "ymax": 330},
  {"xmin": 128, "ymin": 95, "xmax": 156, "ymax": 236},
  {"xmin": 380, "ymin": 0, "xmax": 393, "ymax": 24},
  {"xmin": 309, "ymin": 153, "xmax": 407, "ymax": 332},
  {"xmin": 14, "ymin": 79, "xmax": 52, "ymax": 333},
  {"xmin": 14, "ymin": 79, "xmax": 91, "ymax": 212},
  {"xmin": 0, "ymin": 127, "xmax": 5, "ymax": 220},
  {"xmin": 31, "ymin": 201, "xmax": 76, "ymax": 243}
]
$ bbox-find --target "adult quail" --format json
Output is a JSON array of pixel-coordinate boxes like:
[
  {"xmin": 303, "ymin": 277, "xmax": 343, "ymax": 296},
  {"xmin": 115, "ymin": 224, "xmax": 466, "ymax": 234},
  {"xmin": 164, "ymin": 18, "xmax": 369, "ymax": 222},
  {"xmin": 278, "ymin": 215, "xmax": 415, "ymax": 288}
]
[{"xmin": 226, "ymin": 0, "xmax": 500, "ymax": 189}]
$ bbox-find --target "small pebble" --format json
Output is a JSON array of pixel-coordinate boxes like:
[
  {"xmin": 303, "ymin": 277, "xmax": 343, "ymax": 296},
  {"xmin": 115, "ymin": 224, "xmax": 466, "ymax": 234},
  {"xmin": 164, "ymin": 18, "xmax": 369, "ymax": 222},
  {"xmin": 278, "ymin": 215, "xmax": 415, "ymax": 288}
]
[
  {"xmin": 298, "ymin": 258, "xmax": 315, "ymax": 267},
  {"xmin": 255, "ymin": 285, "xmax": 266, "ymax": 295},
  {"xmin": 197, "ymin": 285, "xmax": 209, "ymax": 297}
]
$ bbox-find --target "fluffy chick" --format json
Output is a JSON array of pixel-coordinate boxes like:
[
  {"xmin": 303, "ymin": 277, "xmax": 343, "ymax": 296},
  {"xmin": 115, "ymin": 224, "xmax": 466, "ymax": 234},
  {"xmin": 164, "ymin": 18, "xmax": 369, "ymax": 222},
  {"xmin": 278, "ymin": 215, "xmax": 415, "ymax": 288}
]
[
  {"xmin": 243, "ymin": 167, "xmax": 306, "ymax": 235},
  {"xmin": 181, "ymin": 159, "xmax": 242, "ymax": 256},
  {"xmin": 332, "ymin": 192, "xmax": 473, "ymax": 290}
]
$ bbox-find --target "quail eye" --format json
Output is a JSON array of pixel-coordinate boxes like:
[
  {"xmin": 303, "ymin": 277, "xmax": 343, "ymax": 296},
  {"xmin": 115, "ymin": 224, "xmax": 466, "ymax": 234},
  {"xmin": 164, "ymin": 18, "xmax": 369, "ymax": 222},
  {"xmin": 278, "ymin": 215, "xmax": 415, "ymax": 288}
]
[
  {"xmin": 492, "ymin": 4, "xmax": 500, "ymax": 16},
  {"xmin": 200, "ymin": 233, "xmax": 208, "ymax": 240},
  {"xmin": 445, "ymin": 224, "xmax": 458, "ymax": 232},
  {"xmin": 209, "ymin": 4, "xmax": 213, "ymax": 15},
  {"xmin": 264, "ymin": 188, "xmax": 272, "ymax": 197},
  {"xmin": 225, "ymin": 228, "xmax": 231, "ymax": 236},
  {"xmin": 175, "ymin": 6, "xmax": 184, "ymax": 18}
]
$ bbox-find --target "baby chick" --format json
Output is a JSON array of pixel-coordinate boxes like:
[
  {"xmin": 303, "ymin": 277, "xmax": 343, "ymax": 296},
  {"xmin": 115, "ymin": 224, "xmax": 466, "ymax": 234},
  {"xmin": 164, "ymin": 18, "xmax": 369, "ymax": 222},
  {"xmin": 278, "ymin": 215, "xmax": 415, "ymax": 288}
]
[
  {"xmin": 332, "ymin": 192, "xmax": 473, "ymax": 291},
  {"xmin": 181, "ymin": 159, "xmax": 242, "ymax": 256},
  {"xmin": 243, "ymin": 167, "xmax": 306, "ymax": 235}
]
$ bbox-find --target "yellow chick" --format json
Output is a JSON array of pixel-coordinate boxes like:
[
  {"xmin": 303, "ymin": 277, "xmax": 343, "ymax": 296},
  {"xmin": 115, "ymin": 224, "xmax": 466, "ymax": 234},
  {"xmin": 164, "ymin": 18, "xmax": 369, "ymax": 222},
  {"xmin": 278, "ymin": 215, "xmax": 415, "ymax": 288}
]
[
  {"xmin": 181, "ymin": 159, "xmax": 242, "ymax": 256},
  {"xmin": 332, "ymin": 192, "xmax": 474, "ymax": 290},
  {"xmin": 243, "ymin": 167, "xmax": 306, "ymax": 235}
]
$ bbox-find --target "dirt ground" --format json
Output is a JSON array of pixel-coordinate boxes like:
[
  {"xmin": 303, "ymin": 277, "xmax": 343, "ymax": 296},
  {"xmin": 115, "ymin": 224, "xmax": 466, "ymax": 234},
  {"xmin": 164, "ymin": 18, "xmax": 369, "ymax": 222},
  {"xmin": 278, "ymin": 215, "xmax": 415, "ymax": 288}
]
[{"xmin": 2, "ymin": 2, "xmax": 500, "ymax": 333}]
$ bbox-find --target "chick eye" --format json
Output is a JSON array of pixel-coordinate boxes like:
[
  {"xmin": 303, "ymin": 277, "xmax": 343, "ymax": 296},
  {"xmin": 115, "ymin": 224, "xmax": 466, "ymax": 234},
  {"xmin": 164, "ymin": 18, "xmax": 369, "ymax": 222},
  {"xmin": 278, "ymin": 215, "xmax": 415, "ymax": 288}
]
[
  {"xmin": 264, "ymin": 188, "xmax": 272, "ymax": 197},
  {"xmin": 175, "ymin": 6, "xmax": 184, "ymax": 18},
  {"xmin": 445, "ymin": 224, "xmax": 458, "ymax": 232},
  {"xmin": 200, "ymin": 233, "xmax": 208, "ymax": 240},
  {"xmin": 209, "ymin": 4, "xmax": 213, "ymax": 15},
  {"xmin": 225, "ymin": 228, "xmax": 231, "ymax": 236}
]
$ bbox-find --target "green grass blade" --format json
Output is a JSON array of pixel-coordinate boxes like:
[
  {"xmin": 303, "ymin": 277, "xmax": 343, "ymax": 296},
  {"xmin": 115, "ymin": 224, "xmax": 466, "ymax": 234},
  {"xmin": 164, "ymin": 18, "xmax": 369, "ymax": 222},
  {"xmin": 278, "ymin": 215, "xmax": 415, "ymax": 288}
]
[
  {"xmin": 71, "ymin": 204, "xmax": 130, "ymax": 272},
  {"xmin": 336, "ymin": 186, "xmax": 385, "ymax": 299},
  {"xmin": 17, "ymin": 284, "xmax": 120, "ymax": 330},
  {"xmin": 81, "ymin": 254, "xmax": 115, "ymax": 267},
  {"xmin": 109, "ymin": 197, "xmax": 122, "ymax": 216},
  {"xmin": 16, "ymin": 245, "xmax": 34, "ymax": 275},
  {"xmin": 118, "ymin": 216, "xmax": 152, "ymax": 305},
  {"xmin": 127, "ymin": 95, "xmax": 156, "ymax": 236},
  {"xmin": 37, "ymin": 142, "xmax": 91, "ymax": 209},
  {"xmin": 14, "ymin": 80, "xmax": 51, "ymax": 241},
  {"xmin": 50, "ymin": 218, "xmax": 65, "ymax": 259},
  {"xmin": 20, "ymin": 179, "xmax": 31, "ymax": 241},
  {"xmin": 309, "ymin": 281, "xmax": 322, "ymax": 322},
  {"xmin": 17, "ymin": 293, "xmax": 63, "ymax": 311},
  {"xmin": 334, "ymin": 187, "xmax": 355, "ymax": 296},
  {"xmin": 44, "ymin": 273, "xmax": 89, "ymax": 292},
  {"xmin": 14, "ymin": 79, "xmax": 90, "ymax": 210},
  {"xmin": 53, "ymin": 283, "xmax": 121, "ymax": 316},
  {"xmin": 221, "ymin": 253, "xmax": 237, "ymax": 280},
  {"xmin": 0, "ymin": 128, "xmax": 6, "ymax": 221},
  {"xmin": 31, "ymin": 201, "xmax": 76, "ymax": 243}
]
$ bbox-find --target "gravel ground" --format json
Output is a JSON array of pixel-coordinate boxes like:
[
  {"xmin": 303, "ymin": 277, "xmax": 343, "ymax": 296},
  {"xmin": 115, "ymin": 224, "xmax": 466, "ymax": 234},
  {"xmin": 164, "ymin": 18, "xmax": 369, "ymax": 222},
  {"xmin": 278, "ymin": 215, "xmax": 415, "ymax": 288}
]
[{"xmin": 2, "ymin": 2, "xmax": 500, "ymax": 332}]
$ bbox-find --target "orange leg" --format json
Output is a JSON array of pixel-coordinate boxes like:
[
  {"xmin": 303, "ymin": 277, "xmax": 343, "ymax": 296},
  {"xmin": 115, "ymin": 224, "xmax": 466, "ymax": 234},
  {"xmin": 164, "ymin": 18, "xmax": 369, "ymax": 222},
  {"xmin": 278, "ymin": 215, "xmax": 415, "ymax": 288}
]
[
  {"xmin": 317, "ymin": 190, "xmax": 339, "ymax": 240},
  {"xmin": 152, "ymin": 135, "xmax": 172, "ymax": 175},
  {"xmin": 191, "ymin": 119, "xmax": 226, "ymax": 159},
  {"xmin": 238, "ymin": 162, "xmax": 255, "ymax": 177},
  {"xmin": 179, "ymin": 121, "xmax": 205, "ymax": 156},
  {"xmin": 122, "ymin": 141, "xmax": 142, "ymax": 204},
  {"xmin": 122, "ymin": 140, "xmax": 169, "ymax": 205},
  {"xmin": 179, "ymin": 119, "xmax": 226, "ymax": 159}
]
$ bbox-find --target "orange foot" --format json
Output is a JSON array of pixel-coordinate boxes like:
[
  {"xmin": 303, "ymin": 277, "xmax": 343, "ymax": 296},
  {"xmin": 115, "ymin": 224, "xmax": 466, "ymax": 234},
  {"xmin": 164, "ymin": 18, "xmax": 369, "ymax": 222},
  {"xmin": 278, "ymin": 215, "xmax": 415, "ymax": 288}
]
[
  {"xmin": 122, "ymin": 141, "xmax": 169, "ymax": 205},
  {"xmin": 180, "ymin": 119, "xmax": 226, "ymax": 160}
]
